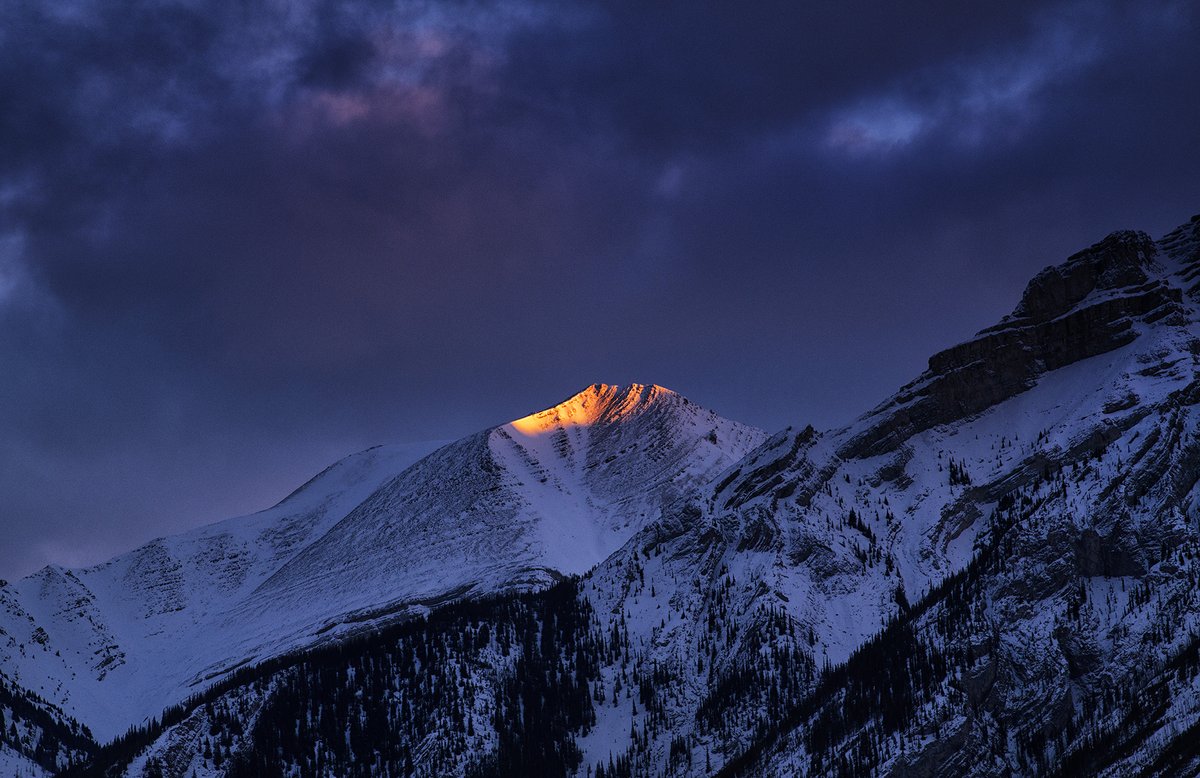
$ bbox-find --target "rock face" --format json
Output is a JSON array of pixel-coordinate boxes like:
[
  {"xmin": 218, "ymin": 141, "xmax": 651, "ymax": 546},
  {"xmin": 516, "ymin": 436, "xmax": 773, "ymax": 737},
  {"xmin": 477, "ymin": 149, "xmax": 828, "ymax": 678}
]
[
  {"xmin": 842, "ymin": 229, "xmax": 1183, "ymax": 459},
  {"xmin": 1010, "ymin": 230, "xmax": 1158, "ymax": 320}
]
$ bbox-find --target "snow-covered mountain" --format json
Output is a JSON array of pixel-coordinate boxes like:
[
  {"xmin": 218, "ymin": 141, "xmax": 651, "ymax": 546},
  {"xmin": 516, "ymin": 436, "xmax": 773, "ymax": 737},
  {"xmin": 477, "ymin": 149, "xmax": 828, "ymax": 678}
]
[
  {"xmin": 572, "ymin": 213, "xmax": 1200, "ymax": 776},
  {"xmin": 12, "ymin": 213, "xmax": 1200, "ymax": 777},
  {"xmin": 0, "ymin": 384, "xmax": 764, "ymax": 750}
]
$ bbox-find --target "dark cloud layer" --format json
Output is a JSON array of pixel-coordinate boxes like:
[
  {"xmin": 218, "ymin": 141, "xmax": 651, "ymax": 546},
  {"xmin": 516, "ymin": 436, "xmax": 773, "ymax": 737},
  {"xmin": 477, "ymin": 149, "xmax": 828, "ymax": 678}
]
[{"xmin": 1, "ymin": 0, "xmax": 1197, "ymax": 577}]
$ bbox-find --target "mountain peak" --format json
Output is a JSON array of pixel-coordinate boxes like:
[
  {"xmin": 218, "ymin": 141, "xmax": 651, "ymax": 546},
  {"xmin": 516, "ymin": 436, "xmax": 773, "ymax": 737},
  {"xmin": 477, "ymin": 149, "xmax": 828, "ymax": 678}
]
[
  {"xmin": 508, "ymin": 383, "xmax": 679, "ymax": 435},
  {"xmin": 841, "ymin": 219, "xmax": 1188, "ymax": 459},
  {"xmin": 1004, "ymin": 228, "xmax": 1157, "ymax": 325}
]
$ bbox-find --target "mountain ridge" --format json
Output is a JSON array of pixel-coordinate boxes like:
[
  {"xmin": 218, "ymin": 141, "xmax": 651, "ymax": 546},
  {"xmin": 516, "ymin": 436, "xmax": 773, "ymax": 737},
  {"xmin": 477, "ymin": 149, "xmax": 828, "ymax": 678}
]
[
  {"xmin": 8, "ymin": 212, "xmax": 1200, "ymax": 776},
  {"xmin": 0, "ymin": 384, "xmax": 764, "ymax": 749}
]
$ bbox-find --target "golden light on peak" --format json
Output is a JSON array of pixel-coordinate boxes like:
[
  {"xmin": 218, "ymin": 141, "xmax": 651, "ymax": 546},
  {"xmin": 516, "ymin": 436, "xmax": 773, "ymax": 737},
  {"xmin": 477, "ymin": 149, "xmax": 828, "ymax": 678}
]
[{"xmin": 505, "ymin": 383, "xmax": 671, "ymax": 437}]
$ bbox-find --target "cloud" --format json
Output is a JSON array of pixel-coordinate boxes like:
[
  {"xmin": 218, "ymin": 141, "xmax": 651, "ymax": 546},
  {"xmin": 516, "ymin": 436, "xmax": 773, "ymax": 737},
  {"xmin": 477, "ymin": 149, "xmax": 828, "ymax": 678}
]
[
  {"xmin": 0, "ymin": 0, "xmax": 1197, "ymax": 577},
  {"xmin": 822, "ymin": 0, "xmax": 1187, "ymax": 155},
  {"xmin": 826, "ymin": 101, "xmax": 928, "ymax": 155},
  {"xmin": 500, "ymin": 0, "xmax": 1058, "ymax": 152},
  {"xmin": 824, "ymin": 5, "xmax": 1099, "ymax": 154}
]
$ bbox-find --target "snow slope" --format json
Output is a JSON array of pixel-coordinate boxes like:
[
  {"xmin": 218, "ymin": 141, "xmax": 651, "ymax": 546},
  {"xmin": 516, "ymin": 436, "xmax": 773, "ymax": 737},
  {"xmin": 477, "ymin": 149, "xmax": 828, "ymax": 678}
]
[{"xmin": 0, "ymin": 744, "xmax": 48, "ymax": 778}]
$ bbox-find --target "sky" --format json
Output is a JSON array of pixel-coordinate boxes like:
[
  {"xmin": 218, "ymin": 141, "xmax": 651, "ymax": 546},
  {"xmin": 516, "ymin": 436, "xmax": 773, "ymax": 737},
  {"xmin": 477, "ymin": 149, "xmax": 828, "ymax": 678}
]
[{"xmin": 1, "ymin": 0, "xmax": 1198, "ymax": 578}]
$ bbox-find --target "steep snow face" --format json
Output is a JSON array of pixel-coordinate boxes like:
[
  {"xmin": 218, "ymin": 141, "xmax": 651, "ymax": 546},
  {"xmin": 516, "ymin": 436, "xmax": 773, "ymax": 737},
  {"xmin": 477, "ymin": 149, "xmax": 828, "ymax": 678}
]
[
  {"xmin": 496, "ymin": 383, "xmax": 756, "ymax": 573},
  {"xmin": 0, "ymin": 385, "xmax": 763, "ymax": 743}
]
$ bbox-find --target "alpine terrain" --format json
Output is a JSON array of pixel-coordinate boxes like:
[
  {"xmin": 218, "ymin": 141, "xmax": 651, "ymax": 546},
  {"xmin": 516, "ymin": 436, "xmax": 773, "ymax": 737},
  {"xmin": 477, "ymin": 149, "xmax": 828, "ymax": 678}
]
[
  {"xmin": 4, "ymin": 213, "xmax": 1200, "ymax": 777},
  {"xmin": 0, "ymin": 384, "xmax": 764, "ymax": 773}
]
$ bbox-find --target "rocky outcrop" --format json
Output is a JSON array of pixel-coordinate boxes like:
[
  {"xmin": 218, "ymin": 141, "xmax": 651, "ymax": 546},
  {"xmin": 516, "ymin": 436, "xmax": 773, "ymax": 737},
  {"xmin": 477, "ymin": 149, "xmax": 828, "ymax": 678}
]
[
  {"xmin": 841, "ymin": 230, "xmax": 1183, "ymax": 459},
  {"xmin": 1074, "ymin": 528, "xmax": 1144, "ymax": 577},
  {"xmin": 1006, "ymin": 230, "xmax": 1157, "ymax": 322}
]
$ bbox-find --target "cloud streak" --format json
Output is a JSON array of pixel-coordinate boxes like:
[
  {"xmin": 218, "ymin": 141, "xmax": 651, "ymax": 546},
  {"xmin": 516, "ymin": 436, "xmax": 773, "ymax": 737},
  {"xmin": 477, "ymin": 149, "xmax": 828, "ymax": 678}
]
[{"xmin": 823, "ymin": 1, "xmax": 1124, "ymax": 155}]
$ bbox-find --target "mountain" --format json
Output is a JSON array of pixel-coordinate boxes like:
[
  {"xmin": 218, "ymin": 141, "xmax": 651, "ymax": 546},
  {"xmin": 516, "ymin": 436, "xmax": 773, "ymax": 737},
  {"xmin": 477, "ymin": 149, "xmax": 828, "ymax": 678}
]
[
  {"xmin": 13, "ymin": 213, "xmax": 1200, "ymax": 777},
  {"xmin": 0, "ymin": 384, "xmax": 764, "ymax": 749},
  {"xmin": 568, "ymin": 214, "xmax": 1200, "ymax": 777},
  {"xmin": 722, "ymin": 214, "xmax": 1200, "ymax": 777},
  {"xmin": 579, "ymin": 213, "xmax": 1200, "ymax": 776}
]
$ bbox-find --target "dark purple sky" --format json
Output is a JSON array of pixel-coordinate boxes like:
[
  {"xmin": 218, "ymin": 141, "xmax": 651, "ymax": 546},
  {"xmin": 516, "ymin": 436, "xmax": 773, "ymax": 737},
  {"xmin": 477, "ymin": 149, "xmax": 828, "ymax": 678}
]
[{"xmin": 1, "ymin": 0, "xmax": 1198, "ymax": 578}]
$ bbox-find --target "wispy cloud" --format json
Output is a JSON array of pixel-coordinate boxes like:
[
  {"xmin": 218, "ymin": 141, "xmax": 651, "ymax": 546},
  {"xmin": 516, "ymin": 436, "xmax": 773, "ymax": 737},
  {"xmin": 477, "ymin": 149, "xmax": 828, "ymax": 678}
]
[{"xmin": 824, "ymin": 2, "xmax": 1113, "ymax": 155}]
